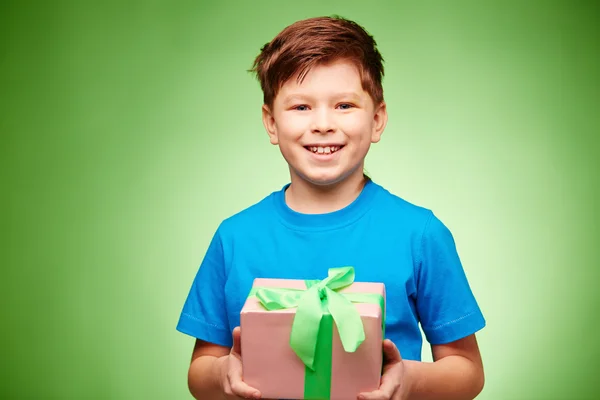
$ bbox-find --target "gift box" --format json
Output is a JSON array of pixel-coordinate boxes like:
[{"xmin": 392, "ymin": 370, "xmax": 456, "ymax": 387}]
[{"xmin": 240, "ymin": 267, "xmax": 386, "ymax": 400}]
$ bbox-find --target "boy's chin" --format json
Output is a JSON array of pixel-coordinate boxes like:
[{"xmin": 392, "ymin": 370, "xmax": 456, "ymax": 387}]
[
  {"xmin": 307, "ymin": 178, "xmax": 342, "ymax": 187},
  {"xmin": 290, "ymin": 163, "xmax": 364, "ymax": 188},
  {"xmin": 297, "ymin": 170, "xmax": 353, "ymax": 187}
]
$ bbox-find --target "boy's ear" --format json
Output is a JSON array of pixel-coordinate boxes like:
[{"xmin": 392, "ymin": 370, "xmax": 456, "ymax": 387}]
[
  {"xmin": 371, "ymin": 101, "xmax": 388, "ymax": 143},
  {"xmin": 262, "ymin": 104, "xmax": 279, "ymax": 145}
]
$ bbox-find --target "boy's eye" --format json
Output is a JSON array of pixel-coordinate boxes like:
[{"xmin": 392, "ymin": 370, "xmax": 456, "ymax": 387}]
[
  {"xmin": 337, "ymin": 103, "xmax": 354, "ymax": 110},
  {"xmin": 294, "ymin": 105, "xmax": 309, "ymax": 111}
]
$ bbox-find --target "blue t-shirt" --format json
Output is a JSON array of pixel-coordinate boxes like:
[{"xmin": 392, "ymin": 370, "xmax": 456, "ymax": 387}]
[{"xmin": 176, "ymin": 180, "xmax": 485, "ymax": 361}]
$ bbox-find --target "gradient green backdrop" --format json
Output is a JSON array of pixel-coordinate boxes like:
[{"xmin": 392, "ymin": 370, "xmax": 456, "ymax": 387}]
[{"xmin": 2, "ymin": 1, "xmax": 598, "ymax": 399}]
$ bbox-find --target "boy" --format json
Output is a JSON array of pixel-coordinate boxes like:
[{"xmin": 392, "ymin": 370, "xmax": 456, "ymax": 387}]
[{"xmin": 177, "ymin": 16, "xmax": 485, "ymax": 399}]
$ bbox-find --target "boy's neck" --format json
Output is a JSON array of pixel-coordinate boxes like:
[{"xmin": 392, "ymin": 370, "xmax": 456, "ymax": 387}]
[{"xmin": 284, "ymin": 171, "xmax": 368, "ymax": 214}]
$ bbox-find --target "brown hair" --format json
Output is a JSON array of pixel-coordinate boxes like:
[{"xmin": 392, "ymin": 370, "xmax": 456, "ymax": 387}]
[{"xmin": 250, "ymin": 16, "xmax": 385, "ymax": 108}]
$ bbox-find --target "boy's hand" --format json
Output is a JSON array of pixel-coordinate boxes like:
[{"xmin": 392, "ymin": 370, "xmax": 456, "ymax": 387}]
[
  {"xmin": 357, "ymin": 339, "xmax": 411, "ymax": 400},
  {"xmin": 219, "ymin": 327, "xmax": 262, "ymax": 399}
]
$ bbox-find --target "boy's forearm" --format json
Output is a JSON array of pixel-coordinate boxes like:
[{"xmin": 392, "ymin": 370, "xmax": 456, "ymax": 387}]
[
  {"xmin": 404, "ymin": 356, "xmax": 484, "ymax": 400},
  {"xmin": 188, "ymin": 355, "xmax": 226, "ymax": 400}
]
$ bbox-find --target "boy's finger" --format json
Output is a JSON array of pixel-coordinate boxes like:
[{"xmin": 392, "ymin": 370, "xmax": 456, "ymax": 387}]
[
  {"xmin": 357, "ymin": 389, "xmax": 390, "ymax": 400},
  {"xmin": 227, "ymin": 358, "xmax": 261, "ymax": 399},
  {"xmin": 232, "ymin": 326, "xmax": 242, "ymax": 357},
  {"xmin": 230, "ymin": 376, "xmax": 262, "ymax": 399},
  {"xmin": 358, "ymin": 373, "xmax": 396, "ymax": 400},
  {"xmin": 382, "ymin": 339, "xmax": 402, "ymax": 363}
]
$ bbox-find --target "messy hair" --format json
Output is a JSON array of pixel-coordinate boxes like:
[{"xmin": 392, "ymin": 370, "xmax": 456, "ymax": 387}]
[{"xmin": 250, "ymin": 16, "xmax": 384, "ymax": 108}]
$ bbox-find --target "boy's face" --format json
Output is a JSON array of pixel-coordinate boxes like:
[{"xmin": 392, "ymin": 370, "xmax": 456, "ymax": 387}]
[{"xmin": 262, "ymin": 59, "xmax": 387, "ymax": 187}]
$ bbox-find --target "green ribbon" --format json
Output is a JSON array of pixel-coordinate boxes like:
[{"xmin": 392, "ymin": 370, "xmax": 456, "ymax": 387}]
[{"xmin": 248, "ymin": 267, "xmax": 385, "ymax": 399}]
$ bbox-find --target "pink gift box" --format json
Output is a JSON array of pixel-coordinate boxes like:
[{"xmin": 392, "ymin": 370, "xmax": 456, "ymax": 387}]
[{"xmin": 240, "ymin": 277, "xmax": 385, "ymax": 400}]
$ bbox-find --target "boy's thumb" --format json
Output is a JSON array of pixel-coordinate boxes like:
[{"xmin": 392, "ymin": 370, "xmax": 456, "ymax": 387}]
[
  {"xmin": 382, "ymin": 339, "xmax": 402, "ymax": 363},
  {"xmin": 232, "ymin": 326, "xmax": 242, "ymax": 356}
]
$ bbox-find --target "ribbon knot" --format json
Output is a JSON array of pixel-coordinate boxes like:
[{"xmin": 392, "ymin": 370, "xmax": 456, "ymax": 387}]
[{"xmin": 317, "ymin": 285, "xmax": 327, "ymax": 299}]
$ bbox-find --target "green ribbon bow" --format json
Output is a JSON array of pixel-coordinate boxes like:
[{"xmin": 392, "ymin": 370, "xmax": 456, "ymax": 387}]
[{"xmin": 250, "ymin": 266, "xmax": 385, "ymax": 371}]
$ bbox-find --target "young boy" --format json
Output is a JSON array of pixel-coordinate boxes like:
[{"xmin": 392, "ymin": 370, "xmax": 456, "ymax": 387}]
[{"xmin": 177, "ymin": 16, "xmax": 485, "ymax": 400}]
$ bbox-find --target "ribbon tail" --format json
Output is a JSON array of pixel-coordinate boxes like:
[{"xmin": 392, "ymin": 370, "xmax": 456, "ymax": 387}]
[
  {"xmin": 325, "ymin": 287, "xmax": 365, "ymax": 353},
  {"xmin": 290, "ymin": 285, "xmax": 323, "ymax": 371},
  {"xmin": 342, "ymin": 292, "xmax": 386, "ymax": 338}
]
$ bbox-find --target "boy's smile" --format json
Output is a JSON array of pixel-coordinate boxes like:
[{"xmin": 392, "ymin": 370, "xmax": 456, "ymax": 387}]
[
  {"xmin": 304, "ymin": 144, "xmax": 344, "ymax": 162},
  {"xmin": 262, "ymin": 59, "xmax": 387, "ymax": 188}
]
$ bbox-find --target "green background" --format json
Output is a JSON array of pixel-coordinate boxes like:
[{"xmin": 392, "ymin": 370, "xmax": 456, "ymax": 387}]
[{"xmin": 2, "ymin": 0, "xmax": 598, "ymax": 398}]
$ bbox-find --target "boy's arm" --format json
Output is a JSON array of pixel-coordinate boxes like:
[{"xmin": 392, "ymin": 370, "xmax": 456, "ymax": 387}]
[
  {"xmin": 359, "ymin": 334, "xmax": 484, "ymax": 400},
  {"xmin": 404, "ymin": 334, "xmax": 484, "ymax": 400},
  {"xmin": 188, "ymin": 339, "xmax": 229, "ymax": 400},
  {"xmin": 187, "ymin": 328, "xmax": 261, "ymax": 400}
]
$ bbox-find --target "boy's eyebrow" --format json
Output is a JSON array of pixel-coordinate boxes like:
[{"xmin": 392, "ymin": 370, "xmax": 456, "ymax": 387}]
[
  {"xmin": 282, "ymin": 92, "xmax": 363, "ymax": 103},
  {"xmin": 334, "ymin": 92, "xmax": 362, "ymax": 100}
]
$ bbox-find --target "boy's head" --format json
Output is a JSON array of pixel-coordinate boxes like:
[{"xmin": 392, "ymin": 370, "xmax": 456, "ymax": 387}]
[
  {"xmin": 251, "ymin": 16, "xmax": 384, "ymax": 110},
  {"xmin": 251, "ymin": 16, "xmax": 388, "ymax": 188}
]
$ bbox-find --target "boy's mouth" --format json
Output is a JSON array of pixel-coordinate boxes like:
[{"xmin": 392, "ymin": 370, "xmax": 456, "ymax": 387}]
[{"xmin": 303, "ymin": 145, "xmax": 345, "ymax": 155}]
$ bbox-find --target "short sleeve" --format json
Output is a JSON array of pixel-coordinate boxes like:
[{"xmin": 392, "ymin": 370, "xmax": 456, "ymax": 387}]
[
  {"xmin": 176, "ymin": 228, "xmax": 232, "ymax": 347},
  {"xmin": 415, "ymin": 212, "xmax": 485, "ymax": 345}
]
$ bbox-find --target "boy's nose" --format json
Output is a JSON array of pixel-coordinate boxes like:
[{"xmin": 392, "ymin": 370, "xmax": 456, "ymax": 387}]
[{"xmin": 310, "ymin": 109, "xmax": 335, "ymax": 134}]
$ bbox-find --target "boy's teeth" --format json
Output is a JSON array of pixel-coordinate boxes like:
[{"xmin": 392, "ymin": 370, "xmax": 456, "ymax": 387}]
[{"xmin": 309, "ymin": 146, "xmax": 341, "ymax": 154}]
